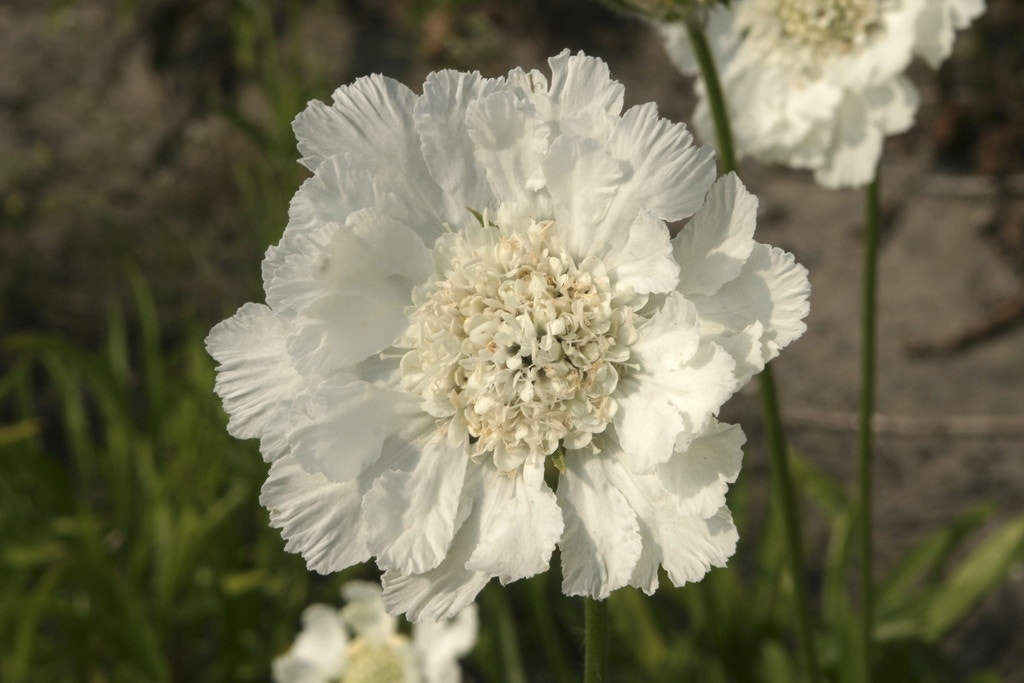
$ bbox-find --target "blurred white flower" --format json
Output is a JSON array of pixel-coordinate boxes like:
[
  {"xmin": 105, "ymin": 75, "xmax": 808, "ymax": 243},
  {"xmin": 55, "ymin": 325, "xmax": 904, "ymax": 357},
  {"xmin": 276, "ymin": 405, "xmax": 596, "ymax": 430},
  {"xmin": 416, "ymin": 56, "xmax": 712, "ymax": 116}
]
[
  {"xmin": 660, "ymin": 0, "xmax": 985, "ymax": 188},
  {"xmin": 206, "ymin": 51, "xmax": 810, "ymax": 620},
  {"xmin": 272, "ymin": 581, "xmax": 478, "ymax": 683}
]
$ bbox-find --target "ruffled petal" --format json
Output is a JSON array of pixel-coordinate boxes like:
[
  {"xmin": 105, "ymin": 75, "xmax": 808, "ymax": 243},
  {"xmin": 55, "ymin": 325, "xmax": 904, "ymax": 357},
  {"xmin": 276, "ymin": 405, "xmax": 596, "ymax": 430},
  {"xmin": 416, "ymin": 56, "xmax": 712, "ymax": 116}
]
[
  {"xmin": 603, "ymin": 103, "xmax": 717, "ymax": 227},
  {"xmin": 672, "ymin": 173, "xmax": 757, "ymax": 297},
  {"xmin": 264, "ymin": 209, "xmax": 432, "ymax": 374},
  {"xmin": 657, "ymin": 420, "xmax": 745, "ymax": 518},
  {"xmin": 602, "ymin": 209, "xmax": 680, "ymax": 296},
  {"xmin": 292, "ymin": 74, "xmax": 448, "ymax": 242},
  {"xmin": 542, "ymin": 135, "xmax": 626, "ymax": 259},
  {"xmin": 465, "ymin": 458, "xmax": 563, "ymax": 584},
  {"xmin": 205, "ymin": 303, "xmax": 304, "ymax": 462},
  {"xmin": 466, "ymin": 89, "xmax": 550, "ymax": 209},
  {"xmin": 614, "ymin": 293, "xmax": 738, "ymax": 473},
  {"xmin": 689, "ymin": 243, "xmax": 810, "ymax": 367},
  {"xmin": 600, "ymin": 457, "xmax": 738, "ymax": 593},
  {"xmin": 535, "ymin": 50, "xmax": 624, "ymax": 129},
  {"xmin": 284, "ymin": 153, "xmax": 377, "ymax": 235},
  {"xmin": 364, "ymin": 427, "xmax": 471, "ymax": 575},
  {"xmin": 415, "ymin": 70, "xmax": 507, "ymax": 223},
  {"xmin": 260, "ymin": 456, "xmax": 375, "ymax": 574},
  {"xmin": 381, "ymin": 474, "xmax": 491, "ymax": 622},
  {"xmin": 556, "ymin": 450, "xmax": 642, "ymax": 599},
  {"xmin": 286, "ymin": 382, "xmax": 410, "ymax": 482}
]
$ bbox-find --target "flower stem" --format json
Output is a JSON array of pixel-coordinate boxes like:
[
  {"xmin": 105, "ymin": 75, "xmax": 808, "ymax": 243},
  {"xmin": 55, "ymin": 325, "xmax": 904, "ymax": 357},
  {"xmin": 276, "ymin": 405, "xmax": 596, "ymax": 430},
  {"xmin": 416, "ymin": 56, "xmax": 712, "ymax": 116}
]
[
  {"xmin": 583, "ymin": 597, "xmax": 608, "ymax": 683},
  {"xmin": 683, "ymin": 16, "xmax": 736, "ymax": 175},
  {"xmin": 857, "ymin": 173, "xmax": 881, "ymax": 679},
  {"xmin": 684, "ymin": 14, "xmax": 821, "ymax": 683}
]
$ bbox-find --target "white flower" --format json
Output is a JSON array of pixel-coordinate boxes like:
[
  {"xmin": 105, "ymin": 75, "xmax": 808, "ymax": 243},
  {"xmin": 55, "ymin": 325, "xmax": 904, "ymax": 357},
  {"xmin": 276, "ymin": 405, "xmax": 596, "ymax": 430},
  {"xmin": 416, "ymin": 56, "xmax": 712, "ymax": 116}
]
[
  {"xmin": 660, "ymin": 0, "xmax": 985, "ymax": 188},
  {"xmin": 272, "ymin": 581, "xmax": 478, "ymax": 683},
  {"xmin": 206, "ymin": 51, "xmax": 810, "ymax": 620}
]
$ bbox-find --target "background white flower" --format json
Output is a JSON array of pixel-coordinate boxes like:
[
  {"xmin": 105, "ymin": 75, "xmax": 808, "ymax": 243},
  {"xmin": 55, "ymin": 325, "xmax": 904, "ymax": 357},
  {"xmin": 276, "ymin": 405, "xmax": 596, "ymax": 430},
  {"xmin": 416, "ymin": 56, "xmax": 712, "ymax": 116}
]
[
  {"xmin": 206, "ymin": 51, "xmax": 810, "ymax": 621},
  {"xmin": 272, "ymin": 581, "xmax": 478, "ymax": 683},
  {"xmin": 660, "ymin": 0, "xmax": 985, "ymax": 188}
]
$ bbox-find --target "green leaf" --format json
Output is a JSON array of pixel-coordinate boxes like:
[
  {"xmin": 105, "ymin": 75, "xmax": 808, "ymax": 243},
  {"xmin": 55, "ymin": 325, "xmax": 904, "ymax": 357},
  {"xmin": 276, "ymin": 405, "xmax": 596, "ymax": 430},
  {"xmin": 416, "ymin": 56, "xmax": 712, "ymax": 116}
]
[
  {"xmin": 921, "ymin": 514, "xmax": 1024, "ymax": 642},
  {"xmin": 876, "ymin": 505, "xmax": 991, "ymax": 619}
]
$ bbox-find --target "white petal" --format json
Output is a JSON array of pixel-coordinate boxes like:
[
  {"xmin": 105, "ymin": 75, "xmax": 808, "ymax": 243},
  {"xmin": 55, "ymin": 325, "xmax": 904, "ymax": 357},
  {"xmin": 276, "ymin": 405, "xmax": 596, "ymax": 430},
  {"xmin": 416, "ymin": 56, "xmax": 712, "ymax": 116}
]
[
  {"xmin": 272, "ymin": 603, "xmax": 348, "ymax": 682},
  {"xmin": 914, "ymin": 0, "xmax": 984, "ymax": 68},
  {"xmin": 659, "ymin": 6, "xmax": 738, "ymax": 77},
  {"xmin": 542, "ymin": 135, "xmax": 626, "ymax": 259},
  {"xmin": 815, "ymin": 92, "xmax": 884, "ymax": 189},
  {"xmin": 415, "ymin": 70, "xmax": 507, "ymax": 222},
  {"xmin": 602, "ymin": 103, "xmax": 717, "ymax": 227},
  {"xmin": 292, "ymin": 75, "xmax": 447, "ymax": 241},
  {"xmin": 205, "ymin": 303, "xmax": 304, "ymax": 462},
  {"xmin": 264, "ymin": 209, "xmax": 432, "ymax": 374},
  {"xmin": 864, "ymin": 76, "xmax": 919, "ymax": 135},
  {"xmin": 690, "ymin": 243, "xmax": 810, "ymax": 367},
  {"xmin": 556, "ymin": 450, "xmax": 642, "ymax": 599},
  {"xmin": 287, "ymin": 382, "xmax": 410, "ymax": 482},
  {"xmin": 465, "ymin": 459, "xmax": 563, "ymax": 584},
  {"xmin": 536, "ymin": 50, "xmax": 624, "ymax": 125},
  {"xmin": 672, "ymin": 173, "xmax": 757, "ymax": 297},
  {"xmin": 603, "ymin": 209, "xmax": 680, "ymax": 296},
  {"xmin": 658, "ymin": 420, "xmax": 745, "ymax": 518},
  {"xmin": 283, "ymin": 153, "xmax": 376, "ymax": 236},
  {"xmin": 263, "ymin": 409, "xmax": 429, "ymax": 574},
  {"xmin": 364, "ymin": 428, "xmax": 470, "ymax": 575},
  {"xmin": 260, "ymin": 457, "xmax": 373, "ymax": 573},
  {"xmin": 340, "ymin": 581, "xmax": 396, "ymax": 641},
  {"xmin": 601, "ymin": 460, "xmax": 738, "ymax": 593},
  {"xmin": 381, "ymin": 489, "xmax": 491, "ymax": 622},
  {"xmin": 413, "ymin": 604, "xmax": 478, "ymax": 683},
  {"xmin": 715, "ymin": 321, "xmax": 767, "ymax": 385},
  {"xmin": 614, "ymin": 293, "xmax": 738, "ymax": 473},
  {"xmin": 466, "ymin": 89, "xmax": 550, "ymax": 208}
]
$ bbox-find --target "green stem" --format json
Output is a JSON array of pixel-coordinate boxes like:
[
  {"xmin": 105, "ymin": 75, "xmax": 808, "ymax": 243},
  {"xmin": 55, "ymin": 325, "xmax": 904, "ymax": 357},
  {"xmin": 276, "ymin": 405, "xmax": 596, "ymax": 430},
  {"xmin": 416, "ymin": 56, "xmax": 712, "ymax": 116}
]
[
  {"xmin": 683, "ymin": 16, "xmax": 736, "ymax": 174},
  {"xmin": 583, "ymin": 597, "xmax": 608, "ymax": 683},
  {"xmin": 857, "ymin": 173, "xmax": 881, "ymax": 679},
  {"xmin": 684, "ymin": 14, "xmax": 821, "ymax": 682}
]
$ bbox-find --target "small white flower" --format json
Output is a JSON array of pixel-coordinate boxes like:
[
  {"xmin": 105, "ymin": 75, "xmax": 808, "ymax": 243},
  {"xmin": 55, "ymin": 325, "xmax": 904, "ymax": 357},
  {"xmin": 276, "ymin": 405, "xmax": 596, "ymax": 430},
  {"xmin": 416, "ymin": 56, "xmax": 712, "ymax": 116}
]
[
  {"xmin": 206, "ymin": 51, "xmax": 810, "ymax": 620},
  {"xmin": 272, "ymin": 581, "xmax": 478, "ymax": 683},
  {"xmin": 660, "ymin": 0, "xmax": 985, "ymax": 188}
]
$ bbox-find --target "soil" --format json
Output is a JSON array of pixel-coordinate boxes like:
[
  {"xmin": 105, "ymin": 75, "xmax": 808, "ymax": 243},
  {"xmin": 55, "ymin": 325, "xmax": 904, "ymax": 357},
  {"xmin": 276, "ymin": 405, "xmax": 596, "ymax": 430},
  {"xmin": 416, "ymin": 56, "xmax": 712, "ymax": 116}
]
[{"xmin": 2, "ymin": 0, "xmax": 1021, "ymax": 679}]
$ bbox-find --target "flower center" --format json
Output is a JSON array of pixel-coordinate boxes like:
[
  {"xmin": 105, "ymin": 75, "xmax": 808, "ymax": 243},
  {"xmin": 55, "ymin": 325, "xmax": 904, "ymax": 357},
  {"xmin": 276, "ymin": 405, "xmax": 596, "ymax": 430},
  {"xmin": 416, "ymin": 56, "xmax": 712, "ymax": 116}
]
[
  {"xmin": 743, "ymin": 0, "xmax": 888, "ymax": 77},
  {"xmin": 398, "ymin": 219, "xmax": 638, "ymax": 469},
  {"xmin": 343, "ymin": 639, "xmax": 408, "ymax": 683}
]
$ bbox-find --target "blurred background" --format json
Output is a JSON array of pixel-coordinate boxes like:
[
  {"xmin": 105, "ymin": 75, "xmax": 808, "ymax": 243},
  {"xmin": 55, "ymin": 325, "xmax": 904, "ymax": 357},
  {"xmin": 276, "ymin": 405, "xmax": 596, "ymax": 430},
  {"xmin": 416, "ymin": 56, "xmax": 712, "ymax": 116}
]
[{"xmin": 1, "ymin": 0, "xmax": 1022, "ymax": 681}]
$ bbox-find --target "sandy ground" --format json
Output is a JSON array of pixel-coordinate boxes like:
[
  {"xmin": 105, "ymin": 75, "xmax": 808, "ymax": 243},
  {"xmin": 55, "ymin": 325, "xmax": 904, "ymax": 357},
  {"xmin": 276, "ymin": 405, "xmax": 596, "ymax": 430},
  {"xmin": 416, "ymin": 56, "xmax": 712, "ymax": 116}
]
[{"xmin": 2, "ymin": 0, "xmax": 1021, "ymax": 679}]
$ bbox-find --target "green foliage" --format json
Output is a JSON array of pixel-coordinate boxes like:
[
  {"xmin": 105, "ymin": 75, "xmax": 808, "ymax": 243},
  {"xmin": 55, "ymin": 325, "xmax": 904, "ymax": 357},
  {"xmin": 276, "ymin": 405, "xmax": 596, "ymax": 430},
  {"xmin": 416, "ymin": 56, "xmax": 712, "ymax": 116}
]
[{"xmin": 0, "ymin": 281, "xmax": 361, "ymax": 682}]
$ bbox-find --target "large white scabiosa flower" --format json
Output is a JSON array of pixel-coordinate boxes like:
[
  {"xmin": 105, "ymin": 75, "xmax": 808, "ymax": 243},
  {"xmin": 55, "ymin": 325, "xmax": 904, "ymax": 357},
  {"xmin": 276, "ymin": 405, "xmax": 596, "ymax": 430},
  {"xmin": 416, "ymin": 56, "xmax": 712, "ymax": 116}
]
[
  {"xmin": 206, "ymin": 51, "xmax": 811, "ymax": 620},
  {"xmin": 272, "ymin": 581, "xmax": 478, "ymax": 683},
  {"xmin": 660, "ymin": 0, "xmax": 985, "ymax": 188}
]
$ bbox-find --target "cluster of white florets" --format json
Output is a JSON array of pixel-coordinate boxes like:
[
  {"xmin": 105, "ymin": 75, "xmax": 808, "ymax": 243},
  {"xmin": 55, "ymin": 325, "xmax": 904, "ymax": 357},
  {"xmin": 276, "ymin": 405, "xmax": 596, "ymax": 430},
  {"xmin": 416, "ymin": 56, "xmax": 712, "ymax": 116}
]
[
  {"xmin": 744, "ymin": 0, "xmax": 888, "ymax": 77},
  {"xmin": 399, "ymin": 218, "xmax": 638, "ymax": 470}
]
